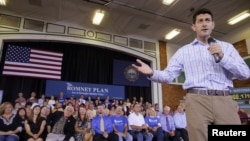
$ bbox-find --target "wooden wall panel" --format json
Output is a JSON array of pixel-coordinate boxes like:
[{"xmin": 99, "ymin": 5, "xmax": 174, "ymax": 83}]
[
  {"xmin": 233, "ymin": 39, "xmax": 248, "ymax": 57},
  {"xmin": 233, "ymin": 39, "xmax": 250, "ymax": 87}
]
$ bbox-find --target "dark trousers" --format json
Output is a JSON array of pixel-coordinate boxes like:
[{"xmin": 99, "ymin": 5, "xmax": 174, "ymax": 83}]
[
  {"xmin": 163, "ymin": 130, "xmax": 181, "ymax": 141},
  {"xmin": 149, "ymin": 127, "xmax": 163, "ymax": 141},
  {"xmin": 176, "ymin": 128, "xmax": 189, "ymax": 141},
  {"xmin": 93, "ymin": 132, "xmax": 118, "ymax": 141}
]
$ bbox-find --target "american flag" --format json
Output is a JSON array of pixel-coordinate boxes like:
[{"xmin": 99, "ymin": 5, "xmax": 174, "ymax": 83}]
[{"xmin": 3, "ymin": 45, "xmax": 63, "ymax": 79}]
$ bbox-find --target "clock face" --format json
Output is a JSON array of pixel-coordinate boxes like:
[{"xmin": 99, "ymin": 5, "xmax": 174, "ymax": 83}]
[{"xmin": 124, "ymin": 66, "xmax": 139, "ymax": 82}]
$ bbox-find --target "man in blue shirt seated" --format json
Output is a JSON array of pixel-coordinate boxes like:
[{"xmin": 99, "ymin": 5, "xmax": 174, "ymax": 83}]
[
  {"xmin": 173, "ymin": 105, "xmax": 189, "ymax": 141},
  {"xmin": 91, "ymin": 104, "xmax": 118, "ymax": 141},
  {"xmin": 160, "ymin": 106, "xmax": 181, "ymax": 141},
  {"xmin": 111, "ymin": 105, "xmax": 133, "ymax": 141}
]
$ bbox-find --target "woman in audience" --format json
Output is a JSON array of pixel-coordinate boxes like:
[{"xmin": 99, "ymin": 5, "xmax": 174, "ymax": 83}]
[
  {"xmin": 86, "ymin": 109, "xmax": 95, "ymax": 121},
  {"xmin": 86, "ymin": 96, "xmax": 93, "ymax": 107},
  {"xmin": 74, "ymin": 98, "xmax": 81, "ymax": 112},
  {"xmin": 0, "ymin": 102, "xmax": 22, "ymax": 141},
  {"xmin": 27, "ymin": 91, "xmax": 38, "ymax": 104},
  {"xmin": 24, "ymin": 104, "xmax": 46, "ymax": 141},
  {"xmin": 17, "ymin": 107, "xmax": 27, "ymax": 126},
  {"xmin": 38, "ymin": 94, "xmax": 46, "ymax": 106},
  {"xmin": 17, "ymin": 107, "xmax": 28, "ymax": 141},
  {"xmin": 15, "ymin": 92, "xmax": 27, "ymax": 107},
  {"xmin": 25, "ymin": 102, "xmax": 33, "ymax": 117},
  {"xmin": 93, "ymin": 99, "xmax": 99, "ymax": 109},
  {"xmin": 48, "ymin": 95, "xmax": 56, "ymax": 110},
  {"xmin": 40, "ymin": 106, "xmax": 51, "ymax": 140},
  {"xmin": 13, "ymin": 102, "xmax": 21, "ymax": 114},
  {"xmin": 74, "ymin": 104, "xmax": 93, "ymax": 141}
]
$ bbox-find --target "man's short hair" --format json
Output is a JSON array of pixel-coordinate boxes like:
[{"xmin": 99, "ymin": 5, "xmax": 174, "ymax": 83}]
[{"xmin": 192, "ymin": 8, "xmax": 213, "ymax": 24}]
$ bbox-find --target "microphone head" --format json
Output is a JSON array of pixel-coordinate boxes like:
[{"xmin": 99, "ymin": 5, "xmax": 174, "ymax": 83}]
[{"xmin": 208, "ymin": 37, "xmax": 215, "ymax": 44}]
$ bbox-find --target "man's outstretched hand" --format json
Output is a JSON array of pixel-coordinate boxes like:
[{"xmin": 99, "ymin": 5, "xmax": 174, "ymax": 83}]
[{"xmin": 132, "ymin": 59, "xmax": 154, "ymax": 76}]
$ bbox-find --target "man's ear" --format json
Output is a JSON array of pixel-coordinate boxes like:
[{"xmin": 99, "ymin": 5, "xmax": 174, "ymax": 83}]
[
  {"xmin": 211, "ymin": 21, "xmax": 215, "ymax": 30},
  {"xmin": 191, "ymin": 24, "xmax": 196, "ymax": 32}
]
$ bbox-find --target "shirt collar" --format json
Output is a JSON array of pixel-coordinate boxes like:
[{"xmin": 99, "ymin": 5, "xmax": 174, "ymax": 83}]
[
  {"xmin": 191, "ymin": 38, "xmax": 200, "ymax": 45},
  {"xmin": 191, "ymin": 38, "xmax": 218, "ymax": 45}
]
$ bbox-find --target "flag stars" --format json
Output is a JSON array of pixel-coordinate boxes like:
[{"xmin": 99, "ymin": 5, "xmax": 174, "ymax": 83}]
[{"xmin": 6, "ymin": 46, "xmax": 31, "ymax": 63}]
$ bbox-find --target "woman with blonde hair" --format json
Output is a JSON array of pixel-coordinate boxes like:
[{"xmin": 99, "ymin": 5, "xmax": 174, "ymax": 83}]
[{"xmin": 0, "ymin": 102, "xmax": 22, "ymax": 141}]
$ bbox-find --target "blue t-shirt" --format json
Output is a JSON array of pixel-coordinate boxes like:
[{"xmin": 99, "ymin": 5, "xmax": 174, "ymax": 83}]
[
  {"xmin": 58, "ymin": 97, "xmax": 65, "ymax": 105},
  {"xmin": 111, "ymin": 115, "xmax": 128, "ymax": 132},
  {"xmin": 144, "ymin": 116, "xmax": 160, "ymax": 128}
]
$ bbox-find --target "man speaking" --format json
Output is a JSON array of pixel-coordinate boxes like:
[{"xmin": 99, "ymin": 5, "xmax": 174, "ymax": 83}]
[{"xmin": 132, "ymin": 8, "xmax": 250, "ymax": 141}]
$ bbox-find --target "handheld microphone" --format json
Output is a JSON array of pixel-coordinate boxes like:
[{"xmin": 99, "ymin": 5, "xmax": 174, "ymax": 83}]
[{"xmin": 208, "ymin": 37, "xmax": 220, "ymax": 63}]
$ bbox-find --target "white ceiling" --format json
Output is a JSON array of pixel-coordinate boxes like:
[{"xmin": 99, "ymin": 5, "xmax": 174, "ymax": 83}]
[{"xmin": 1, "ymin": 0, "xmax": 250, "ymax": 45}]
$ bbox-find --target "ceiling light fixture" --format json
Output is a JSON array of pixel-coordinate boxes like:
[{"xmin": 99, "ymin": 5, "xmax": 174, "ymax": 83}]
[
  {"xmin": 165, "ymin": 28, "xmax": 180, "ymax": 40},
  {"xmin": 228, "ymin": 10, "xmax": 250, "ymax": 25},
  {"xmin": 162, "ymin": 0, "xmax": 175, "ymax": 5},
  {"xmin": 0, "ymin": 0, "xmax": 6, "ymax": 6},
  {"xmin": 92, "ymin": 10, "xmax": 105, "ymax": 25}
]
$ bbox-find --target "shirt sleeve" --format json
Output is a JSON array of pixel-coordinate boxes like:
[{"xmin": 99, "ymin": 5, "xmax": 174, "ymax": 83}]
[
  {"xmin": 219, "ymin": 42, "xmax": 250, "ymax": 80},
  {"xmin": 104, "ymin": 116, "xmax": 114, "ymax": 133},
  {"xmin": 150, "ymin": 48, "xmax": 184, "ymax": 83}
]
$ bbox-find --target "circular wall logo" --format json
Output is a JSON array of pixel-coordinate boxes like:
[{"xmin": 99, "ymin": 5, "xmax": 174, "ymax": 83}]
[{"xmin": 124, "ymin": 66, "xmax": 139, "ymax": 82}]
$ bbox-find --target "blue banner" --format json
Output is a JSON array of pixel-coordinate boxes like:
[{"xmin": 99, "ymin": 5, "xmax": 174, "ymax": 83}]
[
  {"xmin": 113, "ymin": 59, "xmax": 150, "ymax": 87},
  {"xmin": 45, "ymin": 80, "xmax": 125, "ymax": 99}
]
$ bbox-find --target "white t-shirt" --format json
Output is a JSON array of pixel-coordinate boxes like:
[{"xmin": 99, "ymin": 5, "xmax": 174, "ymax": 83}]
[{"xmin": 128, "ymin": 112, "xmax": 145, "ymax": 130}]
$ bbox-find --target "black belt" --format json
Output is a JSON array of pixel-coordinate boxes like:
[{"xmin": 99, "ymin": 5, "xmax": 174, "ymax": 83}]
[{"xmin": 186, "ymin": 89, "xmax": 229, "ymax": 96}]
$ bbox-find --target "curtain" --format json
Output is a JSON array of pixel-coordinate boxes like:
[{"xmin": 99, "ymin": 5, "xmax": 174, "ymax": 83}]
[{"xmin": 0, "ymin": 40, "xmax": 152, "ymax": 104}]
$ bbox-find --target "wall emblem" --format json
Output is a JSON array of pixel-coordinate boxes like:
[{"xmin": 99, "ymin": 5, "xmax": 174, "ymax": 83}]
[{"xmin": 124, "ymin": 66, "xmax": 139, "ymax": 82}]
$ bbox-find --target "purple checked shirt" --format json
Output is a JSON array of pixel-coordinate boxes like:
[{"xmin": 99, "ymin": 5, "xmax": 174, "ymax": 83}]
[{"xmin": 150, "ymin": 39, "xmax": 250, "ymax": 90}]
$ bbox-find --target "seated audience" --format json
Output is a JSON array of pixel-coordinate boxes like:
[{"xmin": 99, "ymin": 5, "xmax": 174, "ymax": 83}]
[
  {"xmin": 25, "ymin": 102, "xmax": 33, "ymax": 117},
  {"xmin": 88, "ymin": 103, "xmax": 96, "ymax": 118},
  {"xmin": 74, "ymin": 104, "xmax": 92, "ymax": 141},
  {"xmin": 27, "ymin": 92, "xmax": 38, "ymax": 104},
  {"xmin": 111, "ymin": 105, "xmax": 133, "ymax": 141},
  {"xmin": 173, "ymin": 105, "xmax": 189, "ymax": 141},
  {"xmin": 144, "ymin": 108, "xmax": 163, "ymax": 141},
  {"xmin": 160, "ymin": 106, "xmax": 180, "ymax": 141},
  {"xmin": 17, "ymin": 107, "xmax": 28, "ymax": 141},
  {"xmin": 104, "ymin": 97, "xmax": 111, "ymax": 109},
  {"xmin": 125, "ymin": 99, "xmax": 131, "ymax": 108},
  {"xmin": 58, "ymin": 92, "xmax": 66, "ymax": 106},
  {"xmin": 0, "ymin": 102, "xmax": 22, "ymax": 141},
  {"xmin": 91, "ymin": 104, "xmax": 118, "ymax": 141},
  {"xmin": 15, "ymin": 92, "xmax": 26, "ymax": 106},
  {"xmin": 48, "ymin": 95, "xmax": 56, "ymax": 110},
  {"xmin": 52, "ymin": 100, "xmax": 64, "ymax": 113},
  {"xmin": 13, "ymin": 102, "xmax": 21, "ymax": 114},
  {"xmin": 154, "ymin": 103, "xmax": 161, "ymax": 117},
  {"xmin": 40, "ymin": 106, "xmax": 51, "ymax": 140},
  {"xmin": 24, "ymin": 104, "xmax": 46, "ymax": 141},
  {"xmin": 46, "ymin": 105, "xmax": 76, "ymax": 141},
  {"xmin": 79, "ymin": 94, "xmax": 86, "ymax": 105},
  {"xmin": 128, "ymin": 103, "xmax": 152, "ymax": 141},
  {"xmin": 38, "ymin": 94, "xmax": 46, "ymax": 106}
]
